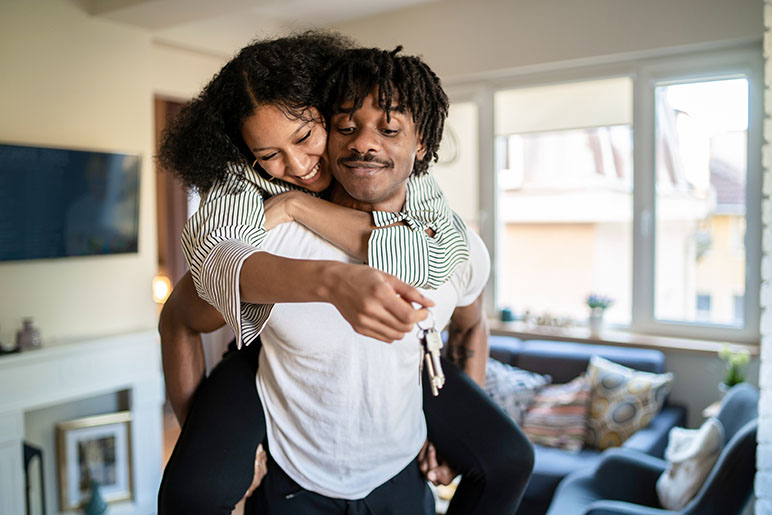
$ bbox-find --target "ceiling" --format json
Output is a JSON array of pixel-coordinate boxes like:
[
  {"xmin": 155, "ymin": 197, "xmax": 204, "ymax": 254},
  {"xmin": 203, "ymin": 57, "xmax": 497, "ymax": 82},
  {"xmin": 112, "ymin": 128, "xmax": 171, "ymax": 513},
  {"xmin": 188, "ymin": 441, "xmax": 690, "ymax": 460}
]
[{"xmin": 79, "ymin": 0, "xmax": 440, "ymax": 56}]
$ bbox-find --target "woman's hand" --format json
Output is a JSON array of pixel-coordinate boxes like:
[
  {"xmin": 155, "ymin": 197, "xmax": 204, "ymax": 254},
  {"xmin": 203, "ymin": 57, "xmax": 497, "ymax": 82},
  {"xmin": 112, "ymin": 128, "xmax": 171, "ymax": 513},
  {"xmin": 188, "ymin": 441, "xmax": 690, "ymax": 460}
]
[
  {"xmin": 263, "ymin": 191, "xmax": 303, "ymax": 231},
  {"xmin": 324, "ymin": 262, "xmax": 435, "ymax": 343}
]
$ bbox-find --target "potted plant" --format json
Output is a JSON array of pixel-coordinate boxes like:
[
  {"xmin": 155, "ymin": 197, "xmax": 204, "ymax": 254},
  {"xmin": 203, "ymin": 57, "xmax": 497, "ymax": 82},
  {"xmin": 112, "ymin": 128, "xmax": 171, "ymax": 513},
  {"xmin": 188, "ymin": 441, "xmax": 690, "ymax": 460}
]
[
  {"xmin": 717, "ymin": 344, "xmax": 750, "ymax": 392},
  {"xmin": 586, "ymin": 294, "xmax": 614, "ymax": 337}
]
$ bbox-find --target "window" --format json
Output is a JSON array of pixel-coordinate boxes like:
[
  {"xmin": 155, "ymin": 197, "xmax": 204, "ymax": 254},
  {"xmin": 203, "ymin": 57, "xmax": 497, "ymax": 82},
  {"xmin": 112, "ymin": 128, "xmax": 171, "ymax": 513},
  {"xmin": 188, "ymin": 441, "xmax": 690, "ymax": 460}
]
[
  {"xmin": 654, "ymin": 78, "xmax": 749, "ymax": 328},
  {"xmin": 493, "ymin": 78, "xmax": 633, "ymax": 324},
  {"xmin": 444, "ymin": 44, "xmax": 762, "ymax": 343}
]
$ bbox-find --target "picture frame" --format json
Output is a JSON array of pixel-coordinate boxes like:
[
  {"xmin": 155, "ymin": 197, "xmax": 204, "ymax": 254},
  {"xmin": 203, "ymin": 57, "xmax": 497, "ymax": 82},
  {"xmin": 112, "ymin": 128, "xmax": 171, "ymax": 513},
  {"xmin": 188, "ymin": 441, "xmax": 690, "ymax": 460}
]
[{"xmin": 56, "ymin": 411, "xmax": 133, "ymax": 511}]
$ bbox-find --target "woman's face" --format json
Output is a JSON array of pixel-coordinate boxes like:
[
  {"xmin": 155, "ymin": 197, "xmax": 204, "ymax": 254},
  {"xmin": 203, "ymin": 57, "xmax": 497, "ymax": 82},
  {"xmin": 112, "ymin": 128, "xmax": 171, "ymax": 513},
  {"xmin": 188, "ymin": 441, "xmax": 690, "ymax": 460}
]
[{"xmin": 241, "ymin": 105, "xmax": 331, "ymax": 192}]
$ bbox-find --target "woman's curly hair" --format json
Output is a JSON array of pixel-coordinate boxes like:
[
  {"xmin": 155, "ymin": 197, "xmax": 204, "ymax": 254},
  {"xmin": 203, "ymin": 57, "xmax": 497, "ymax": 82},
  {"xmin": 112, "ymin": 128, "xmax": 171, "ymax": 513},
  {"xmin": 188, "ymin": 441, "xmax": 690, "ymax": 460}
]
[
  {"xmin": 320, "ymin": 46, "xmax": 449, "ymax": 176},
  {"xmin": 158, "ymin": 31, "xmax": 353, "ymax": 193}
]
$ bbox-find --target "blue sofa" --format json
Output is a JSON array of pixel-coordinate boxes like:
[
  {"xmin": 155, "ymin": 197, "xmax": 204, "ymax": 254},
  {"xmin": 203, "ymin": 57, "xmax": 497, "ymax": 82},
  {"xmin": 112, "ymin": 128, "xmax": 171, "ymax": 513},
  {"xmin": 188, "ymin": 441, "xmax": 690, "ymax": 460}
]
[{"xmin": 488, "ymin": 335, "xmax": 688, "ymax": 515}]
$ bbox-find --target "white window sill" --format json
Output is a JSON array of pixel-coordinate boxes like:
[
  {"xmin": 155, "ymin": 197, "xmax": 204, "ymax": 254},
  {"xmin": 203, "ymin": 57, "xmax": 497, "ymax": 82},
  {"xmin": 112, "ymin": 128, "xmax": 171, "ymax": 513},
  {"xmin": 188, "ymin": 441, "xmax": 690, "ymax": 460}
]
[{"xmin": 488, "ymin": 319, "xmax": 759, "ymax": 357}]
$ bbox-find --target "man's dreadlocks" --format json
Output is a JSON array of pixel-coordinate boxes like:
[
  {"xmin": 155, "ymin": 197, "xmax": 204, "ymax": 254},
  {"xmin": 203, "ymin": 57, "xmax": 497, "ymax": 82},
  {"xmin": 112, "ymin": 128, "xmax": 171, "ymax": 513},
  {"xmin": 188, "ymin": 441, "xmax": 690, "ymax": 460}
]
[{"xmin": 320, "ymin": 46, "xmax": 449, "ymax": 176}]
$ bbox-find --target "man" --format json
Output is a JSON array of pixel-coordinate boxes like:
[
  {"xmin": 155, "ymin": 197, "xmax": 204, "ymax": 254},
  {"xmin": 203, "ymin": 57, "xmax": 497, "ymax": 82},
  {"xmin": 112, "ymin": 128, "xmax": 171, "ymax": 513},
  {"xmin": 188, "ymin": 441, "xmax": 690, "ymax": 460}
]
[{"xmin": 160, "ymin": 46, "xmax": 532, "ymax": 514}]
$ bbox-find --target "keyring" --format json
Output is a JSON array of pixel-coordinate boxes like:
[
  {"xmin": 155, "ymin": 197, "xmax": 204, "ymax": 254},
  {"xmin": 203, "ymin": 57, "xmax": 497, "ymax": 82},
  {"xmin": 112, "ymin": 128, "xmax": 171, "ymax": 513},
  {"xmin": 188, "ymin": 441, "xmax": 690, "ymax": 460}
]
[{"xmin": 416, "ymin": 309, "xmax": 436, "ymax": 333}]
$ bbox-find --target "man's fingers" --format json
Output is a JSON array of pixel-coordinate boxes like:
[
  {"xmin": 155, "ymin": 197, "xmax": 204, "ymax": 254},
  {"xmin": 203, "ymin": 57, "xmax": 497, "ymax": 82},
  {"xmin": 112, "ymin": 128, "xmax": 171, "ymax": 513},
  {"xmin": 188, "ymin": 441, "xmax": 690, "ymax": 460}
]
[
  {"xmin": 419, "ymin": 441, "xmax": 437, "ymax": 478},
  {"xmin": 357, "ymin": 320, "xmax": 408, "ymax": 343},
  {"xmin": 429, "ymin": 464, "xmax": 457, "ymax": 486},
  {"xmin": 418, "ymin": 440, "xmax": 430, "ymax": 473},
  {"xmin": 381, "ymin": 290, "xmax": 431, "ymax": 328},
  {"xmin": 386, "ymin": 276, "xmax": 435, "ymax": 309},
  {"xmin": 425, "ymin": 442, "xmax": 438, "ymax": 469}
]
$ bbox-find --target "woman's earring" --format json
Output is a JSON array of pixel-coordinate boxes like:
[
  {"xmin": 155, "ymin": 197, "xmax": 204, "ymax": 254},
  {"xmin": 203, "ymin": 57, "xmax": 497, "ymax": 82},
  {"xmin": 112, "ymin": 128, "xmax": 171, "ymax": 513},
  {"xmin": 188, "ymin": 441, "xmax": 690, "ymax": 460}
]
[{"xmin": 251, "ymin": 158, "xmax": 274, "ymax": 182}]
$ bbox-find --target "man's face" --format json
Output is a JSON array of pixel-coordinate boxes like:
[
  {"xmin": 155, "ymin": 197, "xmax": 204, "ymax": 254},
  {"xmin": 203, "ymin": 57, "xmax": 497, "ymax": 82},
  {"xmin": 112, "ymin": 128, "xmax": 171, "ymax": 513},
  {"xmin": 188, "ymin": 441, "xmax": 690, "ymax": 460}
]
[{"xmin": 327, "ymin": 90, "xmax": 426, "ymax": 211}]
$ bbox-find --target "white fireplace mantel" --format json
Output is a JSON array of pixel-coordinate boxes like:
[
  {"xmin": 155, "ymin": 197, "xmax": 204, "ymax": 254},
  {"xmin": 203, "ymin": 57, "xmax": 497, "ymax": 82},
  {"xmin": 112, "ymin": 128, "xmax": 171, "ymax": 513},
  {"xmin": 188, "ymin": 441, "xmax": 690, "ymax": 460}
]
[{"xmin": 0, "ymin": 331, "xmax": 164, "ymax": 514}]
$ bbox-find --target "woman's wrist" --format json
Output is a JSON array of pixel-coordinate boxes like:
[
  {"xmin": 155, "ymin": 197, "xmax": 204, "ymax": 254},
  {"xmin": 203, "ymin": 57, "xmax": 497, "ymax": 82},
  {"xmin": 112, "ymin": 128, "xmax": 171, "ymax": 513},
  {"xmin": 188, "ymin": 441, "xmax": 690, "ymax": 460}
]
[
  {"xmin": 285, "ymin": 190, "xmax": 312, "ymax": 225},
  {"xmin": 315, "ymin": 260, "xmax": 346, "ymax": 303}
]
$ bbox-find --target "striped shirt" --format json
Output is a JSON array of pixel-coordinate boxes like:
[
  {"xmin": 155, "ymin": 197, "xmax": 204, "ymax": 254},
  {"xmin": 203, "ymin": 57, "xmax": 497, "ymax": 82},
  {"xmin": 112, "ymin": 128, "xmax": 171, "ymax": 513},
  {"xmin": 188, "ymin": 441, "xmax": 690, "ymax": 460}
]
[{"xmin": 180, "ymin": 163, "xmax": 469, "ymax": 349}]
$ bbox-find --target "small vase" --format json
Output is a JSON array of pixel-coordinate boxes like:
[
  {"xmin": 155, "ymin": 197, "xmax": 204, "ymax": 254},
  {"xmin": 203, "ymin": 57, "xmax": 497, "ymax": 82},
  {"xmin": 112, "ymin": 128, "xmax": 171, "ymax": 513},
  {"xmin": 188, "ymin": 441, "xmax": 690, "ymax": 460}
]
[
  {"xmin": 499, "ymin": 307, "xmax": 515, "ymax": 322},
  {"xmin": 16, "ymin": 318, "xmax": 41, "ymax": 351},
  {"xmin": 83, "ymin": 480, "xmax": 108, "ymax": 515},
  {"xmin": 588, "ymin": 309, "xmax": 604, "ymax": 338}
]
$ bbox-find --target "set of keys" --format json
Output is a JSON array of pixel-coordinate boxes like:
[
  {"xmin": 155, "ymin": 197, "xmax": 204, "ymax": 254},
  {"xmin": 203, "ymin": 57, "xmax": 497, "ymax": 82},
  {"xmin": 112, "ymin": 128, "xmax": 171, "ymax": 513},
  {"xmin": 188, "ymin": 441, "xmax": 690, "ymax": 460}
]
[{"xmin": 418, "ymin": 321, "xmax": 445, "ymax": 397}]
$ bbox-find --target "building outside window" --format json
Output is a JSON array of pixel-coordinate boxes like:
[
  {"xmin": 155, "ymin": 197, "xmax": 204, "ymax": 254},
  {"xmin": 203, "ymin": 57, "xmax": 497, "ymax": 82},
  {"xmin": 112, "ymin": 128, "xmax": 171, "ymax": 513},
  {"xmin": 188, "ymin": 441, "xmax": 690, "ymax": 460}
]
[
  {"xmin": 654, "ymin": 78, "xmax": 749, "ymax": 328},
  {"xmin": 494, "ymin": 77, "xmax": 633, "ymax": 325},
  {"xmin": 696, "ymin": 293, "xmax": 712, "ymax": 321}
]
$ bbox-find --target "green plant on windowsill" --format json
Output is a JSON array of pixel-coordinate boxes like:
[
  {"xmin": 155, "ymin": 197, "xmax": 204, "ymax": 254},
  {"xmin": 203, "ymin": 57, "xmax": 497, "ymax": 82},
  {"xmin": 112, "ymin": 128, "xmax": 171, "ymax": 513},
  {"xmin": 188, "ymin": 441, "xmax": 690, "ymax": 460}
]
[
  {"xmin": 718, "ymin": 344, "xmax": 751, "ymax": 390},
  {"xmin": 586, "ymin": 294, "xmax": 614, "ymax": 312},
  {"xmin": 586, "ymin": 294, "xmax": 614, "ymax": 337}
]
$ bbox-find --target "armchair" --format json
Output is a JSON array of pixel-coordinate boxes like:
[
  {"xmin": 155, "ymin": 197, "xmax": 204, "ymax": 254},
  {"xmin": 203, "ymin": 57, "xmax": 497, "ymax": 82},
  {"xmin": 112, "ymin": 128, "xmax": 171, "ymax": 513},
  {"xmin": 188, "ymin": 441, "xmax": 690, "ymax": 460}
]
[{"xmin": 545, "ymin": 383, "xmax": 759, "ymax": 515}]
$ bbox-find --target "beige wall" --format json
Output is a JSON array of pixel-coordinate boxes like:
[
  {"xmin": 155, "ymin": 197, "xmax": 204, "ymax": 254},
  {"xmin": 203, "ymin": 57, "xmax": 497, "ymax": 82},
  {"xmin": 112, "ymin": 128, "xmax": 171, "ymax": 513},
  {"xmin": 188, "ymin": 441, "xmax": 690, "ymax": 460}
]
[
  {"xmin": 0, "ymin": 1, "xmax": 225, "ymax": 344},
  {"xmin": 152, "ymin": 41, "xmax": 228, "ymax": 101},
  {"xmin": 332, "ymin": 0, "xmax": 762, "ymax": 81}
]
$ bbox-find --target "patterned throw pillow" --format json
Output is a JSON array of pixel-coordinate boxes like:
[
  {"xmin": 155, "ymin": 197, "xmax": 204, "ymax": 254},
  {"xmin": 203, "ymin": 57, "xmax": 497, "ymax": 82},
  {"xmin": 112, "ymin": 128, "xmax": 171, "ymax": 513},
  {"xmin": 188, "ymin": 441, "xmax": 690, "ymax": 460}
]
[
  {"xmin": 585, "ymin": 355, "xmax": 673, "ymax": 450},
  {"xmin": 484, "ymin": 358, "xmax": 551, "ymax": 425},
  {"xmin": 522, "ymin": 375, "xmax": 591, "ymax": 451}
]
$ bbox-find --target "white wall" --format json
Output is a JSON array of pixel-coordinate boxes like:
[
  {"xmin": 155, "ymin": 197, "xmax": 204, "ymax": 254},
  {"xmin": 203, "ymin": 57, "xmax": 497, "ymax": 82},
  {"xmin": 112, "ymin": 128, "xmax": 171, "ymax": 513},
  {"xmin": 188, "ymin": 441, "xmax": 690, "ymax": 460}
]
[
  {"xmin": 664, "ymin": 350, "xmax": 760, "ymax": 429},
  {"xmin": 757, "ymin": 1, "xmax": 772, "ymax": 513},
  {"xmin": 0, "ymin": 1, "xmax": 227, "ymax": 345},
  {"xmin": 332, "ymin": 0, "xmax": 762, "ymax": 80}
]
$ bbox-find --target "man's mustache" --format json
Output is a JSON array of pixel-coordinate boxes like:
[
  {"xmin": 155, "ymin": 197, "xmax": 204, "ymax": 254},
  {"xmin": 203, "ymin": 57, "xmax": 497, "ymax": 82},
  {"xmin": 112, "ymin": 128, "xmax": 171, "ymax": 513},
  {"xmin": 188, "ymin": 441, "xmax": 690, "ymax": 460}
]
[{"xmin": 339, "ymin": 152, "xmax": 392, "ymax": 168}]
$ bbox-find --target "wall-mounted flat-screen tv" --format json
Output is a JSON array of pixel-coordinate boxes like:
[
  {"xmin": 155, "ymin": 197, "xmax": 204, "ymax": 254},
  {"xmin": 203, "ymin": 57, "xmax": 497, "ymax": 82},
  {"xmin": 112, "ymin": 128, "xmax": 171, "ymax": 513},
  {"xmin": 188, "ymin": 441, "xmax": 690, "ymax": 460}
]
[{"xmin": 0, "ymin": 143, "xmax": 141, "ymax": 261}]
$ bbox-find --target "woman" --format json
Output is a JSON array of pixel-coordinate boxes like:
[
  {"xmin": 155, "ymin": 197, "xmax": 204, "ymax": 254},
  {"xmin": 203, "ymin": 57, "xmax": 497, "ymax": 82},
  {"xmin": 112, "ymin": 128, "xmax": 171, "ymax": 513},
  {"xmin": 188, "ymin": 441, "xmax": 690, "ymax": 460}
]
[{"xmin": 158, "ymin": 31, "xmax": 532, "ymax": 514}]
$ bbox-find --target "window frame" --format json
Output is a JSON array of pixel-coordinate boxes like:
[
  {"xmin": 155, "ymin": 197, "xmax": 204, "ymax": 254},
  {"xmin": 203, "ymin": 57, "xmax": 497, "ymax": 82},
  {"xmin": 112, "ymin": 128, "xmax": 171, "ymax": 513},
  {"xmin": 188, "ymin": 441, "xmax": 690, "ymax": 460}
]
[{"xmin": 444, "ymin": 42, "xmax": 762, "ymax": 344}]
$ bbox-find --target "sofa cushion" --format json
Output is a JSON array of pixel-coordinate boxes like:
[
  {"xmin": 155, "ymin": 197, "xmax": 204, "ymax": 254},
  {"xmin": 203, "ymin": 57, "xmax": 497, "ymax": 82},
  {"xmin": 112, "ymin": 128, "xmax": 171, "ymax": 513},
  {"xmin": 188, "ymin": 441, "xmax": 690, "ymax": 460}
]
[
  {"xmin": 484, "ymin": 358, "xmax": 551, "ymax": 424},
  {"xmin": 522, "ymin": 375, "xmax": 591, "ymax": 451},
  {"xmin": 656, "ymin": 417, "xmax": 724, "ymax": 510},
  {"xmin": 586, "ymin": 356, "xmax": 673, "ymax": 450}
]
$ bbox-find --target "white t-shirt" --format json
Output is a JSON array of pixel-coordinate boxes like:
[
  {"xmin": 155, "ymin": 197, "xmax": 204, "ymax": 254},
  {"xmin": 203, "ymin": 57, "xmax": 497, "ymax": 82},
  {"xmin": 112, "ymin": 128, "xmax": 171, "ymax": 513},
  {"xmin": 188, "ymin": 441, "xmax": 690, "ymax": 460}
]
[{"xmin": 256, "ymin": 221, "xmax": 490, "ymax": 499}]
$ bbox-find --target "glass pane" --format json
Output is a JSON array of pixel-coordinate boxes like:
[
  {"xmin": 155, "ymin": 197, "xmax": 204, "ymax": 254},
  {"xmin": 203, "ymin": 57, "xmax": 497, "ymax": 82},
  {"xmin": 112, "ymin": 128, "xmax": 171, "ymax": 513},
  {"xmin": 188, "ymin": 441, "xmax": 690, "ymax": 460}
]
[
  {"xmin": 654, "ymin": 78, "xmax": 748, "ymax": 327},
  {"xmin": 494, "ymin": 78, "xmax": 633, "ymax": 326}
]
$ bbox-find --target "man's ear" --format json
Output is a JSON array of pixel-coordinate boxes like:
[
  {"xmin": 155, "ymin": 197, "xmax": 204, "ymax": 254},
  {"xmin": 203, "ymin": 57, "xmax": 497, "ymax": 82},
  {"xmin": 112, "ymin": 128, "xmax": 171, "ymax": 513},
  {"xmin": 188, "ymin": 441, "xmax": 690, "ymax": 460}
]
[{"xmin": 416, "ymin": 140, "xmax": 427, "ymax": 161}]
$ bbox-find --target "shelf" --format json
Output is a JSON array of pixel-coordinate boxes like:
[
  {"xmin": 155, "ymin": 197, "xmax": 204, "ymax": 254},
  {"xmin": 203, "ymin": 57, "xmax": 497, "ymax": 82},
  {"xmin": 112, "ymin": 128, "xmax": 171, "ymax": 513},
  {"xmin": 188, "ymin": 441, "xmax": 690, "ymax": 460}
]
[{"xmin": 488, "ymin": 320, "xmax": 759, "ymax": 357}]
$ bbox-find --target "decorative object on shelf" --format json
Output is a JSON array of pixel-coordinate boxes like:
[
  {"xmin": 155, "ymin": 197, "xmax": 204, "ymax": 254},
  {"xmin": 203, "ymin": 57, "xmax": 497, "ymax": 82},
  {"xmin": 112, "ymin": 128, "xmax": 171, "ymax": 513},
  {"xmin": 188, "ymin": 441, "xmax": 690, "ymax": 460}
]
[
  {"xmin": 56, "ymin": 412, "xmax": 133, "ymax": 511},
  {"xmin": 717, "ymin": 344, "xmax": 750, "ymax": 393},
  {"xmin": 16, "ymin": 317, "xmax": 41, "ymax": 351},
  {"xmin": 83, "ymin": 480, "xmax": 108, "ymax": 515},
  {"xmin": 0, "ymin": 324, "xmax": 21, "ymax": 355},
  {"xmin": 521, "ymin": 310, "xmax": 574, "ymax": 330},
  {"xmin": 586, "ymin": 294, "xmax": 614, "ymax": 338},
  {"xmin": 499, "ymin": 307, "xmax": 516, "ymax": 322}
]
